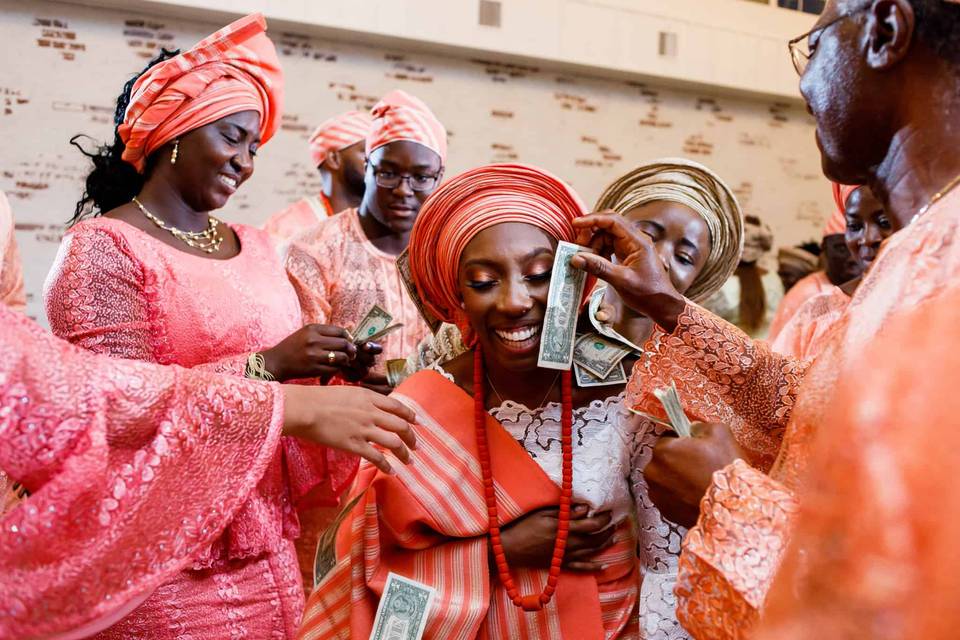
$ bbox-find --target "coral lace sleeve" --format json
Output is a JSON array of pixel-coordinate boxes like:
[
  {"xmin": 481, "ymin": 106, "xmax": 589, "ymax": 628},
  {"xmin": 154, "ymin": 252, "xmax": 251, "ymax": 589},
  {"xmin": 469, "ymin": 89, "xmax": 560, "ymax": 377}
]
[
  {"xmin": 284, "ymin": 237, "xmax": 332, "ymax": 326},
  {"xmin": 675, "ymin": 460, "xmax": 799, "ymax": 640},
  {"xmin": 44, "ymin": 227, "xmax": 246, "ymax": 375},
  {"xmin": 0, "ymin": 306, "xmax": 283, "ymax": 640},
  {"xmin": 629, "ymin": 303, "xmax": 809, "ymax": 470}
]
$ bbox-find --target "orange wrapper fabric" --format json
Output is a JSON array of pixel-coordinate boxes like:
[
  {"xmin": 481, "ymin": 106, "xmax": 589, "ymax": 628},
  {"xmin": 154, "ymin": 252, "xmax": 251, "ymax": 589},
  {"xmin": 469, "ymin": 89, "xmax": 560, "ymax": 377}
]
[
  {"xmin": 825, "ymin": 183, "xmax": 858, "ymax": 236},
  {"xmin": 767, "ymin": 270, "xmax": 834, "ymax": 342},
  {"xmin": 263, "ymin": 193, "xmax": 335, "ymax": 242},
  {"xmin": 759, "ymin": 288, "xmax": 960, "ymax": 640},
  {"xmin": 119, "ymin": 13, "xmax": 283, "ymax": 172},
  {"xmin": 365, "ymin": 89, "xmax": 447, "ymax": 163},
  {"xmin": 625, "ymin": 184, "xmax": 960, "ymax": 639},
  {"xmin": 407, "ymin": 163, "xmax": 589, "ymax": 342},
  {"xmin": 309, "ymin": 110, "xmax": 372, "ymax": 167}
]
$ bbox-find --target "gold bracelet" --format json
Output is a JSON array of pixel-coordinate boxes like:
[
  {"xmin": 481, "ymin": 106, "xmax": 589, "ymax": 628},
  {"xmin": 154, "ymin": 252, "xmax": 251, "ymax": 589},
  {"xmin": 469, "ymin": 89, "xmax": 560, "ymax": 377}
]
[{"xmin": 245, "ymin": 352, "xmax": 276, "ymax": 381}]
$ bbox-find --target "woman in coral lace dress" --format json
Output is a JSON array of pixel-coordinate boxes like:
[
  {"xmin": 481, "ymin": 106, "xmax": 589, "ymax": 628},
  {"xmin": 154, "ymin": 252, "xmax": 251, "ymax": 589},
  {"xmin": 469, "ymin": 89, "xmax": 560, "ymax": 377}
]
[
  {"xmin": 0, "ymin": 301, "xmax": 417, "ymax": 640},
  {"xmin": 42, "ymin": 14, "xmax": 382, "ymax": 639}
]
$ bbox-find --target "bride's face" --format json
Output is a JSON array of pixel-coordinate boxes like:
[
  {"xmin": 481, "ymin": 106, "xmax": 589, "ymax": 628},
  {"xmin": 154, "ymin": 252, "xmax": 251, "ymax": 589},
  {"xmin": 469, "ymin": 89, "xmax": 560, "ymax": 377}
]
[{"xmin": 458, "ymin": 222, "xmax": 557, "ymax": 373}]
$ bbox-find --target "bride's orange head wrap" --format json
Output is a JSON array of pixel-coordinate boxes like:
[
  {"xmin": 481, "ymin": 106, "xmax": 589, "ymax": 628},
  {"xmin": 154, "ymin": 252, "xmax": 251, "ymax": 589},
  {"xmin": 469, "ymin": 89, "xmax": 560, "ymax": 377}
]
[
  {"xmin": 828, "ymin": 183, "xmax": 859, "ymax": 236},
  {"xmin": 407, "ymin": 163, "xmax": 589, "ymax": 342},
  {"xmin": 118, "ymin": 13, "xmax": 283, "ymax": 172}
]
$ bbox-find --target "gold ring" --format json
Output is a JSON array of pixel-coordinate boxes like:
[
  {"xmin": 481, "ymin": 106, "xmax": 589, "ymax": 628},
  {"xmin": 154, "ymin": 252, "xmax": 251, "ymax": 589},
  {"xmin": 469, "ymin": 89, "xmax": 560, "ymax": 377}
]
[{"xmin": 327, "ymin": 351, "xmax": 337, "ymax": 364}]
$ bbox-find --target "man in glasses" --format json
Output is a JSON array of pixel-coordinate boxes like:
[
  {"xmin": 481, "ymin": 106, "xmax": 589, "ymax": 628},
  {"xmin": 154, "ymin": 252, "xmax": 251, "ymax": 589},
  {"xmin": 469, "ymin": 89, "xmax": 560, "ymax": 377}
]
[
  {"xmin": 285, "ymin": 90, "xmax": 445, "ymax": 388},
  {"xmin": 579, "ymin": 1, "xmax": 960, "ymax": 639}
]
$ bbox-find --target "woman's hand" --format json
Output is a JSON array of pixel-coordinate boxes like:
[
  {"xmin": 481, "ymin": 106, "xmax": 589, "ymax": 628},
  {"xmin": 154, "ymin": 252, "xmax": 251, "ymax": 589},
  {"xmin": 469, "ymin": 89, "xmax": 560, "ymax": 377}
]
[
  {"xmin": 339, "ymin": 342, "xmax": 383, "ymax": 383},
  {"xmin": 644, "ymin": 422, "xmax": 747, "ymax": 528},
  {"xmin": 570, "ymin": 213, "xmax": 686, "ymax": 332},
  {"xmin": 498, "ymin": 504, "xmax": 615, "ymax": 572},
  {"xmin": 281, "ymin": 384, "xmax": 417, "ymax": 475},
  {"xmin": 261, "ymin": 324, "xmax": 358, "ymax": 382}
]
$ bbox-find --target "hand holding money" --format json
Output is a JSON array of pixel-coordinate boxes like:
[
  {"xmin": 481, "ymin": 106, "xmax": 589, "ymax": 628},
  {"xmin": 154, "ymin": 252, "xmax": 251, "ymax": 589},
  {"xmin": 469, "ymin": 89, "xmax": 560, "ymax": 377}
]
[
  {"xmin": 261, "ymin": 323, "xmax": 359, "ymax": 381},
  {"xmin": 644, "ymin": 421, "xmax": 748, "ymax": 529}
]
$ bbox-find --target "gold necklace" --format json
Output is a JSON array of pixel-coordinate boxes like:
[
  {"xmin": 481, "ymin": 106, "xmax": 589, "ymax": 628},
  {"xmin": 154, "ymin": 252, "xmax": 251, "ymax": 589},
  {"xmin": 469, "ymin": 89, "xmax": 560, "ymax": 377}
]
[
  {"xmin": 912, "ymin": 171, "xmax": 960, "ymax": 224},
  {"xmin": 486, "ymin": 370, "xmax": 561, "ymax": 410},
  {"xmin": 131, "ymin": 197, "xmax": 224, "ymax": 254}
]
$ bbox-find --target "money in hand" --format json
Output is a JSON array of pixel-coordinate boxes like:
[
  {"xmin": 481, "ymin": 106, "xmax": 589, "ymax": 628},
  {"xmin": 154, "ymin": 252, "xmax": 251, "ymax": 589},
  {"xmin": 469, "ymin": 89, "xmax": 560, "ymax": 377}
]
[
  {"xmin": 653, "ymin": 381, "xmax": 693, "ymax": 437},
  {"xmin": 573, "ymin": 332, "xmax": 632, "ymax": 380},
  {"xmin": 386, "ymin": 358, "xmax": 409, "ymax": 387},
  {"xmin": 369, "ymin": 572, "xmax": 436, "ymax": 640},
  {"xmin": 354, "ymin": 305, "xmax": 394, "ymax": 344},
  {"xmin": 574, "ymin": 361, "xmax": 627, "ymax": 387},
  {"xmin": 537, "ymin": 241, "xmax": 589, "ymax": 370}
]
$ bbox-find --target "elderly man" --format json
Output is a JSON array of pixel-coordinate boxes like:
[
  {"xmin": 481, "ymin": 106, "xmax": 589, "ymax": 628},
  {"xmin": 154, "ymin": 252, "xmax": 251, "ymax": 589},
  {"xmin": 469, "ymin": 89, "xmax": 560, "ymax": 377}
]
[{"xmin": 568, "ymin": 0, "xmax": 960, "ymax": 638}]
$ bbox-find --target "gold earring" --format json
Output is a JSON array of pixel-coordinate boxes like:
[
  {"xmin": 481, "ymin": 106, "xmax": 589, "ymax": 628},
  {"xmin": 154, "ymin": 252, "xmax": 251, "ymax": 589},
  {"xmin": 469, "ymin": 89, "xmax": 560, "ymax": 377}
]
[{"xmin": 171, "ymin": 139, "xmax": 180, "ymax": 165}]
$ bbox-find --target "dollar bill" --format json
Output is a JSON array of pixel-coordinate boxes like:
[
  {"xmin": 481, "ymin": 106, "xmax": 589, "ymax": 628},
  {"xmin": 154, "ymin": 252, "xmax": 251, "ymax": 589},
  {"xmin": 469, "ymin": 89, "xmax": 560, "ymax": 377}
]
[
  {"xmin": 537, "ymin": 241, "xmax": 589, "ymax": 370},
  {"xmin": 396, "ymin": 248, "xmax": 443, "ymax": 334},
  {"xmin": 365, "ymin": 322, "xmax": 405, "ymax": 344},
  {"xmin": 574, "ymin": 361, "xmax": 627, "ymax": 387},
  {"xmin": 369, "ymin": 572, "xmax": 436, "ymax": 640},
  {"xmin": 652, "ymin": 381, "xmax": 693, "ymax": 437},
  {"xmin": 572, "ymin": 332, "xmax": 632, "ymax": 379},
  {"xmin": 354, "ymin": 305, "xmax": 393, "ymax": 344},
  {"xmin": 386, "ymin": 358, "xmax": 410, "ymax": 388},
  {"xmin": 587, "ymin": 285, "xmax": 645, "ymax": 353}
]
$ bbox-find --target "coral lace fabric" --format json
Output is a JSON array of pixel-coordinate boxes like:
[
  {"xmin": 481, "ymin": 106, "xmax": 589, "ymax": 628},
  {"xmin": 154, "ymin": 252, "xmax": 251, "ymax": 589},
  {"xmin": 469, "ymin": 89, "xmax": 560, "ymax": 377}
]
[
  {"xmin": 0, "ymin": 304, "xmax": 284, "ymax": 639},
  {"xmin": 284, "ymin": 208, "xmax": 430, "ymax": 370},
  {"xmin": 42, "ymin": 217, "xmax": 346, "ymax": 638},
  {"xmin": 627, "ymin": 187, "xmax": 960, "ymax": 640}
]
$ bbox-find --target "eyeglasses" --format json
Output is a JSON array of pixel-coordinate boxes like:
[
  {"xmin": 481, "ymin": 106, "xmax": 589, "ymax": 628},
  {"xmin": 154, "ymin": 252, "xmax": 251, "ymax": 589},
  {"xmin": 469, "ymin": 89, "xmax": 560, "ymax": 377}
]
[
  {"xmin": 370, "ymin": 166, "xmax": 441, "ymax": 192},
  {"xmin": 787, "ymin": 7, "xmax": 865, "ymax": 76}
]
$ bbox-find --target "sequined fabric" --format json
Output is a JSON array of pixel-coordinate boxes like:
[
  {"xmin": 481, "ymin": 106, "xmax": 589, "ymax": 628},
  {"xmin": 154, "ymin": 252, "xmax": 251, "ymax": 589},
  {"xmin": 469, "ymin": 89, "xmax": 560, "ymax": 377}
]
[
  {"xmin": 626, "ymin": 187, "xmax": 960, "ymax": 640},
  {"xmin": 284, "ymin": 208, "xmax": 430, "ymax": 370},
  {"xmin": 42, "ymin": 217, "xmax": 350, "ymax": 637},
  {"xmin": 0, "ymin": 304, "xmax": 284, "ymax": 639}
]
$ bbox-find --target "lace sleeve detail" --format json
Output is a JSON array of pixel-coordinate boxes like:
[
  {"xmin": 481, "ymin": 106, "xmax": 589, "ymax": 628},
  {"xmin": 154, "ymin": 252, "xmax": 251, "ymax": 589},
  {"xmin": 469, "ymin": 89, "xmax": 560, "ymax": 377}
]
[
  {"xmin": 629, "ymin": 417, "xmax": 692, "ymax": 639},
  {"xmin": 0, "ymin": 307, "xmax": 284, "ymax": 639},
  {"xmin": 629, "ymin": 303, "xmax": 809, "ymax": 470},
  {"xmin": 675, "ymin": 460, "xmax": 799, "ymax": 640},
  {"xmin": 284, "ymin": 237, "xmax": 332, "ymax": 326}
]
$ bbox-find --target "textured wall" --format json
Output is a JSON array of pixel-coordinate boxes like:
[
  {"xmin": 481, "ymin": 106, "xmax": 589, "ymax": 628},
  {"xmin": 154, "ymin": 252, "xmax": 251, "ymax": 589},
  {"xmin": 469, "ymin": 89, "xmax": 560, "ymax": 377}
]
[{"xmin": 0, "ymin": 0, "xmax": 831, "ymax": 321}]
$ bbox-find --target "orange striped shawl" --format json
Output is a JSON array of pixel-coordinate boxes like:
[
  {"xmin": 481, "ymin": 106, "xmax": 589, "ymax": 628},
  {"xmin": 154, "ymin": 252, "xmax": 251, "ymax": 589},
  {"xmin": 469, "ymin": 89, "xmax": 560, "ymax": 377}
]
[{"xmin": 297, "ymin": 370, "xmax": 639, "ymax": 640}]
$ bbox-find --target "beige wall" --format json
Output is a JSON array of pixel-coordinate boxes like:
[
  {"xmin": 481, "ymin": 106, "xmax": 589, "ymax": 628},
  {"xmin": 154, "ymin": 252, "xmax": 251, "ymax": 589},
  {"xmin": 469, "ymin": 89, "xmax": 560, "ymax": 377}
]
[{"xmin": 1, "ymin": 0, "xmax": 831, "ymax": 321}]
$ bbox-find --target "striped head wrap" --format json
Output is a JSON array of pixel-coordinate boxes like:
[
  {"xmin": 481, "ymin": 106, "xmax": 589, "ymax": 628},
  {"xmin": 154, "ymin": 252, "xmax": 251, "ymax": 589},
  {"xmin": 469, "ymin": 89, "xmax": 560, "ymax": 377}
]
[
  {"xmin": 308, "ymin": 110, "xmax": 373, "ymax": 167},
  {"xmin": 829, "ymin": 183, "xmax": 859, "ymax": 235},
  {"xmin": 119, "ymin": 13, "xmax": 283, "ymax": 173},
  {"xmin": 408, "ymin": 163, "xmax": 588, "ymax": 342},
  {"xmin": 594, "ymin": 157, "xmax": 744, "ymax": 302},
  {"xmin": 366, "ymin": 90, "xmax": 447, "ymax": 164}
]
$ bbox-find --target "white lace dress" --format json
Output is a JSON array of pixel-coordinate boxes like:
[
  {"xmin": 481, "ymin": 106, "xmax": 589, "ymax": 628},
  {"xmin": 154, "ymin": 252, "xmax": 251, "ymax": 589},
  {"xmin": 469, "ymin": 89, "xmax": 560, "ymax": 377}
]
[{"xmin": 432, "ymin": 365, "xmax": 691, "ymax": 640}]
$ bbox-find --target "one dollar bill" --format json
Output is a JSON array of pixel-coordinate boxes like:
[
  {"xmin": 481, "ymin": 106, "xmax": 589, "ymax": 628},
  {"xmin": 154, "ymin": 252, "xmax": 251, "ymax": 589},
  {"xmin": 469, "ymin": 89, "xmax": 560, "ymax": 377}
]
[
  {"xmin": 537, "ymin": 241, "xmax": 588, "ymax": 370},
  {"xmin": 574, "ymin": 360, "xmax": 627, "ymax": 387},
  {"xmin": 572, "ymin": 332, "xmax": 632, "ymax": 380},
  {"xmin": 652, "ymin": 381, "xmax": 693, "ymax": 437},
  {"xmin": 369, "ymin": 572, "xmax": 436, "ymax": 640},
  {"xmin": 396, "ymin": 248, "xmax": 443, "ymax": 334},
  {"xmin": 354, "ymin": 305, "xmax": 394, "ymax": 344}
]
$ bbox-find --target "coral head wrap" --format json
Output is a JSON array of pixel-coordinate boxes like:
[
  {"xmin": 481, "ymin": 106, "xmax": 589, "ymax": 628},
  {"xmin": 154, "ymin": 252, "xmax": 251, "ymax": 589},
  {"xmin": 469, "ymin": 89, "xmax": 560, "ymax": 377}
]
[
  {"xmin": 119, "ymin": 13, "xmax": 283, "ymax": 173},
  {"xmin": 408, "ymin": 163, "xmax": 588, "ymax": 342},
  {"xmin": 828, "ymin": 183, "xmax": 859, "ymax": 236},
  {"xmin": 366, "ymin": 90, "xmax": 447, "ymax": 164},
  {"xmin": 308, "ymin": 110, "xmax": 372, "ymax": 167},
  {"xmin": 594, "ymin": 157, "xmax": 744, "ymax": 302}
]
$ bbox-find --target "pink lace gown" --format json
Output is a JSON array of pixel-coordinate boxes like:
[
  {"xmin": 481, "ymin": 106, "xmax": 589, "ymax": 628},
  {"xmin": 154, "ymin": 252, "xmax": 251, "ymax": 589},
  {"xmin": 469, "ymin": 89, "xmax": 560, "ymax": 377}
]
[
  {"xmin": 0, "ymin": 303, "xmax": 283, "ymax": 640},
  {"xmin": 43, "ymin": 217, "xmax": 352, "ymax": 638},
  {"xmin": 627, "ymin": 186, "xmax": 960, "ymax": 640},
  {"xmin": 284, "ymin": 208, "xmax": 431, "ymax": 371}
]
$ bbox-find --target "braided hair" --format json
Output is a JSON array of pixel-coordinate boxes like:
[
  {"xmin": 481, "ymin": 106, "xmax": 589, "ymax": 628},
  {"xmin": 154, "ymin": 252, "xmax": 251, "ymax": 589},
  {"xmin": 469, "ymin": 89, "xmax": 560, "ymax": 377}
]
[{"xmin": 69, "ymin": 48, "xmax": 180, "ymax": 225}]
